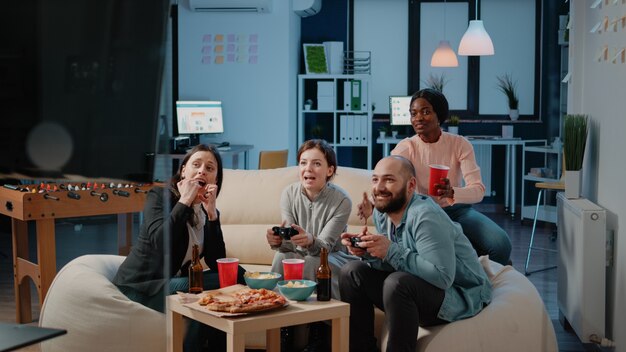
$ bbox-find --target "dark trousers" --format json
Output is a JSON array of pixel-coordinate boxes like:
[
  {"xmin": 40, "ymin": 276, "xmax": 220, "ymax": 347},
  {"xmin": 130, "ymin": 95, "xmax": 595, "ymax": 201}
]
[{"xmin": 339, "ymin": 261, "xmax": 447, "ymax": 352}]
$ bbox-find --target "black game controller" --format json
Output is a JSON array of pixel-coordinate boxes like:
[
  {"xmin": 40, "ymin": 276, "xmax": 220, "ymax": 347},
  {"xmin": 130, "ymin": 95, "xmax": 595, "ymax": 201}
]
[
  {"xmin": 272, "ymin": 226, "xmax": 298, "ymax": 240},
  {"xmin": 349, "ymin": 236, "xmax": 362, "ymax": 248}
]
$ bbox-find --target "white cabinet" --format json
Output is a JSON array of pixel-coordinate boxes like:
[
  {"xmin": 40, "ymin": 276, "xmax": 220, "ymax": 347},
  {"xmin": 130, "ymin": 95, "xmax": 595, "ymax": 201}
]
[
  {"xmin": 298, "ymin": 74, "xmax": 372, "ymax": 169},
  {"xmin": 520, "ymin": 140, "xmax": 562, "ymax": 223}
]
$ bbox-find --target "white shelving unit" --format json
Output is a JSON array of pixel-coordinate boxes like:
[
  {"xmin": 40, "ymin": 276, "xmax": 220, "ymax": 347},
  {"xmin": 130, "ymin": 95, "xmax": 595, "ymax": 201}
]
[
  {"xmin": 520, "ymin": 140, "xmax": 563, "ymax": 223},
  {"xmin": 297, "ymin": 74, "xmax": 372, "ymax": 169}
]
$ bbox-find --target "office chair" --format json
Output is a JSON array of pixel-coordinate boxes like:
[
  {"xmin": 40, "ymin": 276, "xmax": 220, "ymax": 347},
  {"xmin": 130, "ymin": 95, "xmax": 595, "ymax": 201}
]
[
  {"xmin": 258, "ymin": 149, "xmax": 288, "ymax": 169},
  {"xmin": 524, "ymin": 154, "xmax": 565, "ymax": 275}
]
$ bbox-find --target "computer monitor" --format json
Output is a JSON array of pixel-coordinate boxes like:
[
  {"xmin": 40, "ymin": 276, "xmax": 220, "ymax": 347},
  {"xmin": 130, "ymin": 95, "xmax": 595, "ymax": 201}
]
[
  {"xmin": 176, "ymin": 101, "xmax": 225, "ymax": 136},
  {"xmin": 389, "ymin": 96, "xmax": 413, "ymax": 126}
]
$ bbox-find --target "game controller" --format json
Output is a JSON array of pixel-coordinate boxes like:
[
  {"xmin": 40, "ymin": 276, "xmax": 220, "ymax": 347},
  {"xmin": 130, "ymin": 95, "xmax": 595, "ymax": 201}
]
[
  {"xmin": 272, "ymin": 226, "xmax": 298, "ymax": 240},
  {"xmin": 349, "ymin": 236, "xmax": 362, "ymax": 248}
]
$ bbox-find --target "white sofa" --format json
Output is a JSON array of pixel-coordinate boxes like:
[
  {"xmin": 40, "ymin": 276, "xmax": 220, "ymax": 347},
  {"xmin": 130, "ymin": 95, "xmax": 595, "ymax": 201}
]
[{"xmin": 40, "ymin": 166, "xmax": 557, "ymax": 352}]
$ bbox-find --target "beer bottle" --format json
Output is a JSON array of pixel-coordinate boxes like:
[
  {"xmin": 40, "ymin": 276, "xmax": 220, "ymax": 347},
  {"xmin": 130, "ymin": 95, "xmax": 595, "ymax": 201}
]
[
  {"xmin": 189, "ymin": 244, "xmax": 203, "ymax": 294},
  {"xmin": 316, "ymin": 247, "xmax": 331, "ymax": 301}
]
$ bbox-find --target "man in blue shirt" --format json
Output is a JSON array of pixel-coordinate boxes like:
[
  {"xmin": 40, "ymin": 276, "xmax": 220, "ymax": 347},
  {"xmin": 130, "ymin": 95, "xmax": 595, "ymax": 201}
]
[{"xmin": 339, "ymin": 155, "xmax": 492, "ymax": 352}]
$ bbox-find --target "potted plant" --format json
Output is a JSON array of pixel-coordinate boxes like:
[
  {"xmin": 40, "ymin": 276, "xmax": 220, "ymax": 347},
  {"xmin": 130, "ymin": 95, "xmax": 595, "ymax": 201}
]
[
  {"xmin": 447, "ymin": 115, "xmax": 460, "ymax": 134},
  {"xmin": 563, "ymin": 114, "xmax": 588, "ymax": 198},
  {"xmin": 423, "ymin": 73, "xmax": 447, "ymax": 93},
  {"xmin": 390, "ymin": 126, "xmax": 399, "ymax": 138},
  {"xmin": 496, "ymin": 73, "xmax": 519, "ymax": 120},
  {"xmin": 378, "ymin": 125, "xmax": 390, "ymax": 138},
  {"xmin": 304, "ymin": 99, "xmax": 313, "ymax": 111}
]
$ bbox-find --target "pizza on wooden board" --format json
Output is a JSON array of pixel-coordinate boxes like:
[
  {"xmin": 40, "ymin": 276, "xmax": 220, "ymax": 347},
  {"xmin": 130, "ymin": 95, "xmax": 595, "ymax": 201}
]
[{"xmin": 198, "ymin": 288, "xmax": 287, "ymax": 313}]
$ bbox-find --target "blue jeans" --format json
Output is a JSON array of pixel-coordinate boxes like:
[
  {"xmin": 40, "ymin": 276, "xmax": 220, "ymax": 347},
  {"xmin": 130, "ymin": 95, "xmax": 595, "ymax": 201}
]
[{"xmin": 443, "ymin": 204, "xmax": 511, "ymax": 265}]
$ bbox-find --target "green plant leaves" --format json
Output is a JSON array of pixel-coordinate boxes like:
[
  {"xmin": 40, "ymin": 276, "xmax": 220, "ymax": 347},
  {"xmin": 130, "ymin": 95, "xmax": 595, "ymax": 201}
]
[{"xmin": 563, "ymin": 114, "xmax": 588, "ymax": 171}]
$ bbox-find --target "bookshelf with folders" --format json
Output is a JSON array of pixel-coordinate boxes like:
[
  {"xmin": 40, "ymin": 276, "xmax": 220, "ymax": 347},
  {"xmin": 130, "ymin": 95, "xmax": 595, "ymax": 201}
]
[{"xmin": 297, "ymin": 74, "xmax": 372, "ymax": 169}]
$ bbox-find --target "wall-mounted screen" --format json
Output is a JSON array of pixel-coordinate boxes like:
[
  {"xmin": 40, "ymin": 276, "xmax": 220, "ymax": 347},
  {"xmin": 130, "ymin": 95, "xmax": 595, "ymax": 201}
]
[
  {"xmin": 176, "ymin": 101, "xmax": 224, "ymax": 135},
  {"xmin": 389, "ymin": 96, "xmax": 412, "ymax": 126}
]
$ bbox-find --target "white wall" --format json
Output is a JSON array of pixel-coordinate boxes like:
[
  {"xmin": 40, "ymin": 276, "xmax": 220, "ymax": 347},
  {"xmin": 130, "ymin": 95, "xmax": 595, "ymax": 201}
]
[
  {"xmin": 419, "ymin": 2, "xmax": 469, "ymax": 110},
  {"xmin": 178, "ymin": 1, "xmax": 300, "ymax": 169},
  {"xmin": 570, "ymin": 0, "xmax": 626, "ymax": 348},
  {"xmin": 480, "ymin": 0, "xmax": 535, "ymax": 115},
  {"xmin": 354, "ymin": 0, "xmax": 536, "ymax": 116},
  {"xmin": 354, "ymin": 0, "xmax": 408, "ymax": 114}
]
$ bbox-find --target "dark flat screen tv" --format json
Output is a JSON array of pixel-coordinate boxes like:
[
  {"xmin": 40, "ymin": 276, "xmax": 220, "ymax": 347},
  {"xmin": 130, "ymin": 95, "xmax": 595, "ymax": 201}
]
[{"xmin": 0, "ymin": 0, "xmax": 170, "ymax": 182}]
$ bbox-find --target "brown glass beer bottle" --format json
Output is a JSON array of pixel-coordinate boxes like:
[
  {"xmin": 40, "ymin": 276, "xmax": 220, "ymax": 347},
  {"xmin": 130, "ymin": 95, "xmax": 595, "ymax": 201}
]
[
  {"xmin": 316, "ymin": 247, "xmax": 331, "ymax": 301},
  {"xmin": 189, "ymin": 244, "xmax": 203, "ymax": 294}
]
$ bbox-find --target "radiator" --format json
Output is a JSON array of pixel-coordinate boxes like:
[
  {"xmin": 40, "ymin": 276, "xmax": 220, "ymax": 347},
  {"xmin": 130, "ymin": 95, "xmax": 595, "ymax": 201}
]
[
  {"xmin": 473, "ymin": 145, "xmax": 492, "ymax": 196},
  {"xmin": 556, "ymin": 193, "xmax": 606, "ymax": 343}
]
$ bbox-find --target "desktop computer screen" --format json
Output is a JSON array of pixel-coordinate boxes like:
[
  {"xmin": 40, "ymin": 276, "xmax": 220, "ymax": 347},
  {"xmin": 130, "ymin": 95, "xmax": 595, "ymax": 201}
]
[
  {"xmin": 389, "ymin": 96, "xmax": 412, "ymax": 126},
  {"xmin": 176, "ymin": 101, "xmax": 225, "ymax": 135}
]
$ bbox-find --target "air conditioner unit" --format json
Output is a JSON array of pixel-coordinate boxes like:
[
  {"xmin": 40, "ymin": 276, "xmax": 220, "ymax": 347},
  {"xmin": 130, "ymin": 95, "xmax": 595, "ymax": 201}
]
[
  {"xmin": 293, "ymin": 0, "xmax": 321, "ymax": 17},
  {"xmin": 189, "ymin": 0, "xmax": 272, "ymax": 13}
]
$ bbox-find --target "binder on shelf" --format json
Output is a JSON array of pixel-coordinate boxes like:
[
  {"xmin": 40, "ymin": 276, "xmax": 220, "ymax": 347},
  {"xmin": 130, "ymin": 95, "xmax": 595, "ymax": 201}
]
[
  {"xmin": 360, "ymin": 81, "xmax": 368, "ymax": 111},
  {"xmin": 352, "ymin": 115, "xmax": 360, "ymax": 145},
  {"xmin": 340, "ymin": 115, "xmax": 348, "ymax": 144},
  {"xmin": 350, "ymin": 80, "xmax": 361, "ymax": 111},
  {"xmin": 343, "ymin": 81, "xmax": 351, "ymax": 110},
  {"xmin": 346, "ymin": 115, "xmax": 354, "ymax": 144},
  {"xmin": 359, "ymin": 115, "xmax": 369, "ymax": 145}
]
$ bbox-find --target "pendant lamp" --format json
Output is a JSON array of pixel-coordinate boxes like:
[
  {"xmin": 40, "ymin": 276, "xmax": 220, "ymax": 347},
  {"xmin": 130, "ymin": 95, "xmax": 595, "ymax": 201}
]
[
  {"xmin": 458, "ymin": 0, "xmax": 494, "ymax": 56},
  {"xmin": 431, "ymin": 0, "xmax": 458, "ymax": 67}
]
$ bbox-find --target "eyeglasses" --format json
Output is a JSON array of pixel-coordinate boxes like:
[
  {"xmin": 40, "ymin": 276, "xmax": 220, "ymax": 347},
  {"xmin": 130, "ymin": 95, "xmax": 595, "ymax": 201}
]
[{"xmin": 410, "ymin": 108, "xmax": 433, "ymax": 119}]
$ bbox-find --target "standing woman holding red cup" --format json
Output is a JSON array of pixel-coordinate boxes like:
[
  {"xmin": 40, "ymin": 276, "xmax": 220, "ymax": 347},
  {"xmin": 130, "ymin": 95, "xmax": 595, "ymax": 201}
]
[{"xmin": 359, "ymin": 89, "xmax": 511, "ymax": 265}]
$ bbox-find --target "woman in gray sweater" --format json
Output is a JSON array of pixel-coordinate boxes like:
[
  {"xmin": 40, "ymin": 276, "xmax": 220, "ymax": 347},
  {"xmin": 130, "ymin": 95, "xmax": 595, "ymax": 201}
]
[{"xmin": 266, "ymin": 139, "xmax": 355, "ymax": 299}]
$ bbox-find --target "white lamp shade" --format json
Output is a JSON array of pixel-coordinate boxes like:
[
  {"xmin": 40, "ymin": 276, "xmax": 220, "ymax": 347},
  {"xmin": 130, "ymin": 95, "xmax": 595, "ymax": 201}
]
[
  {"xmin": 458, "ymin": 20, "xmax": 495, "ymax": 56},
  {"xmin": 431, "ymin": 40, "xmax": 459, "ymax": 67}
]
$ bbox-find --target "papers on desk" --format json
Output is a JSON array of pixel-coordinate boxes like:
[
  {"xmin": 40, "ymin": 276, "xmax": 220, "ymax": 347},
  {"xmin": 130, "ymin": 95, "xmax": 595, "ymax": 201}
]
[{"xmin": 339, "ymin": 115, "xmax": 368, "ymax": 145}]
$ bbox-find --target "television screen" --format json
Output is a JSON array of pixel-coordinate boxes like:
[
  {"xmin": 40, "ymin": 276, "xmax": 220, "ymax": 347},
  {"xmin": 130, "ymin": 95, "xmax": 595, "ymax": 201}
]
[
  {"xmin": 0, "ymin": 0, "xmax": 170, "ymax": 182},
  {"xmin": 389, "ymin": 96, "xmax": 412, "ymax": 126},
  {"xmin": 176, "ymin": 101, "xmax": 224, "ymax": 135}
]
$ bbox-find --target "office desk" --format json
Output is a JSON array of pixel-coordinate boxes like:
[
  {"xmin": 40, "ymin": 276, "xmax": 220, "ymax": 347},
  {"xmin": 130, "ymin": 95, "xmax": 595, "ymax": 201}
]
[
  {"xmin": 376, "ymin": 136, "xmax": 523, "ymax": 218},
  {"xmin": 164, "ymin": 144, "xmax": 254, "ymax": 170}
]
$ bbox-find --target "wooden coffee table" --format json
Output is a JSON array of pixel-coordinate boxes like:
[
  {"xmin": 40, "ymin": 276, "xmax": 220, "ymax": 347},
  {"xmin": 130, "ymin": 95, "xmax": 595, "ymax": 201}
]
[{"xmin": 166, "ymin": 292, "xmax": 350, "ymax": 352}]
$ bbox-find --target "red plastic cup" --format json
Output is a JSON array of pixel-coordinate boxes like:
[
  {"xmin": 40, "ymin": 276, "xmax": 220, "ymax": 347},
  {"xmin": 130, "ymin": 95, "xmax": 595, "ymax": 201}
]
[
  {"xmin": 282, "ymin": 259, "xmax": 305, "ymax": 280},
  {"xmin": 216, "ymin": 258, "xmax": 239, "ymax": 288},
  {"xmin": 428, "ymin": 164, "xmax": 450, "ymax": 196}
]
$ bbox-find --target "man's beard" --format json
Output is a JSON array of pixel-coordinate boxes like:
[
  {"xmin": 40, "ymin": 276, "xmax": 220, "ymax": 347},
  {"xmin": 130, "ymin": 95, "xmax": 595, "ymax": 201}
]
[{"xmin": 373, "ymin": 186, "xmax": 407, "ymax": 214}]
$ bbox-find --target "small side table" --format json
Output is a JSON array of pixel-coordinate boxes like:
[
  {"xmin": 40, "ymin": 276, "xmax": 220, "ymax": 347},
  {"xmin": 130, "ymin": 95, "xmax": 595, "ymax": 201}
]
[{"xmin": 166, "ymin": 294, "xmax": 350, "ymax": 352}]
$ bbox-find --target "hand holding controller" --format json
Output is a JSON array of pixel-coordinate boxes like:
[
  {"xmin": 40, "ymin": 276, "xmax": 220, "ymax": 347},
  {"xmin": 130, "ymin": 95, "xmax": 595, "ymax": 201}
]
[
  {"xmin": 349, "ymin": 236, "xmax": 362, "ymax": 248},
  {"xmin": 272, "ymin": 226, "xmax": 298, "ymax": 240}
]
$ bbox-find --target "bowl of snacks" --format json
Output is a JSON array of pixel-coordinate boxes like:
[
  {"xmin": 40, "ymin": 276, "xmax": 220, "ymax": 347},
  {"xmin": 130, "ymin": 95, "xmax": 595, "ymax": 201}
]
[
  {"xmin": 244, "ymin": 271, "xmax": 282, "ymax": 290},
  {"xmin": 277, "ymin": 280, "xmax": 317, "ymax": 301}
]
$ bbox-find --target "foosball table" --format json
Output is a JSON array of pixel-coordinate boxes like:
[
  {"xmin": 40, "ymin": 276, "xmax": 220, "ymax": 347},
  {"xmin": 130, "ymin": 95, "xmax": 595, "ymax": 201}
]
[{"xmin": 0, "ymin": 182, "xmax": 155, "ymax": 323}]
